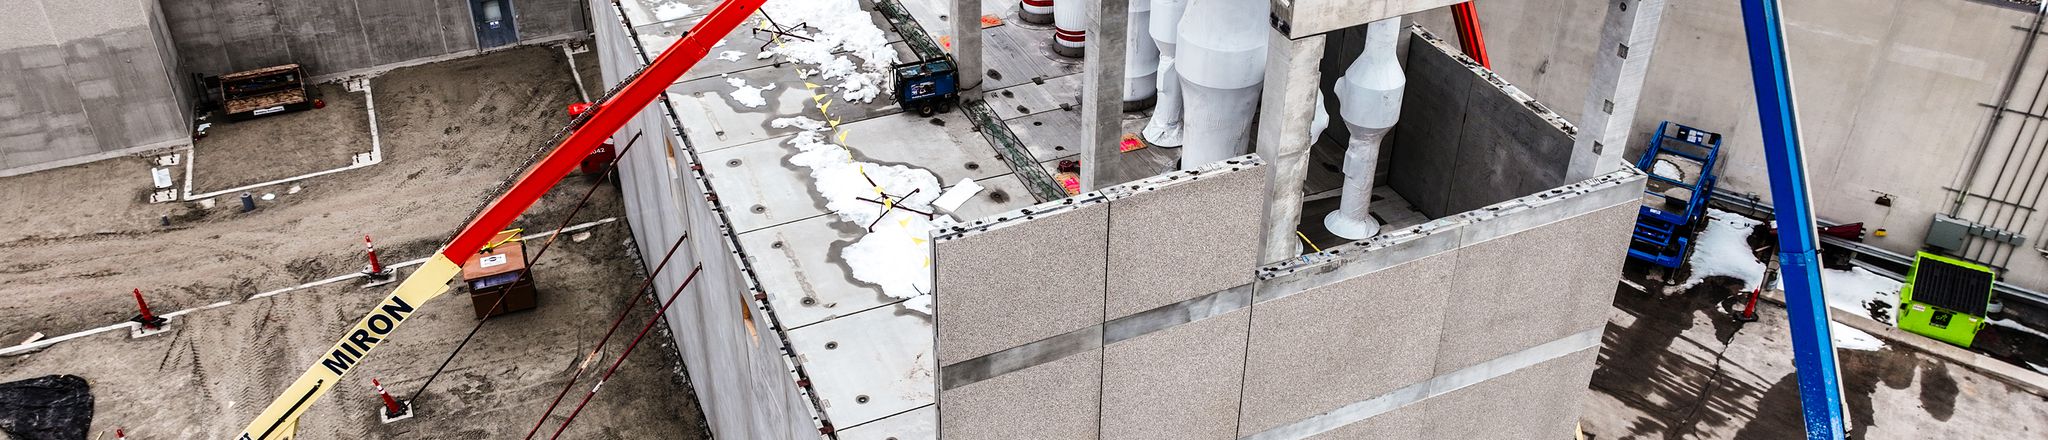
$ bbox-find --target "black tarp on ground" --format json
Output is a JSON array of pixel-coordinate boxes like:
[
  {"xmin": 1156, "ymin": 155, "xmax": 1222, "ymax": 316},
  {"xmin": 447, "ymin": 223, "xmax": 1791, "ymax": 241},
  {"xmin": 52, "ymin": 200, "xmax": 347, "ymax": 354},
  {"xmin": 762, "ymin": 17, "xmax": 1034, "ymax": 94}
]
[{"xmin": 0, "ymin": 375, "xmax": 92, "ymax": 440}]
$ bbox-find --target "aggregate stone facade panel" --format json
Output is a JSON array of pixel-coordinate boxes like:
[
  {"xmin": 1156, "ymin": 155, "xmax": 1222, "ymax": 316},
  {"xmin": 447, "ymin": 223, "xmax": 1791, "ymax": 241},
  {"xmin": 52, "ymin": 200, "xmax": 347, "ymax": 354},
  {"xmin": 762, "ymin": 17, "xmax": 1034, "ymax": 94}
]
[
  {"xmin": 935, "ymin": 202, "xmax": 1109, "ymax": 365},
  {"xmin": 1105, "ymin": 163, "xmax": 1266, "ymax": 319},
  {"xmin": 1101, "ymin": 309, "xmax": 1250, "ymax": 440},
  {"xmin": 1435, "ymin": 203, "xmax": 1631, "ymax": 374},
  {"xmin": 940, "ymin": 349, "xmax": 1102, "ymax": 440},
  {"xmin": 1238, "ymin": 251, "xmax": 1456, "ymax": 435},
  {"xmin": 1424, "ymin": 348, "xmax": 1600, "ymax": 440}
]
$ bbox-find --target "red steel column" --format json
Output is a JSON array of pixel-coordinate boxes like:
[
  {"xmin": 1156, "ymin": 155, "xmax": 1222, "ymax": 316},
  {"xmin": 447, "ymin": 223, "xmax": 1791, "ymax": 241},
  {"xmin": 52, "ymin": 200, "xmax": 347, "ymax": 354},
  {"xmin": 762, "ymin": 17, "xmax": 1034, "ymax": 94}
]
[{"xmin": 1451, "ymin": 2, "xmax": 1491, "ymax": 68}]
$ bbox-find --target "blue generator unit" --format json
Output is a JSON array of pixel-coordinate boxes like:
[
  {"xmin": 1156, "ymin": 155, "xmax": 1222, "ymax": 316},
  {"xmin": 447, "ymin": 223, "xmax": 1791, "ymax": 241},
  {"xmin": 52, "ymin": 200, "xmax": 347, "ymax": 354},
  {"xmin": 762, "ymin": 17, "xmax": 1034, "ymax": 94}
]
[{"xmin": 893, "ymin": 57, "xmax": 959, "ymax": 116}]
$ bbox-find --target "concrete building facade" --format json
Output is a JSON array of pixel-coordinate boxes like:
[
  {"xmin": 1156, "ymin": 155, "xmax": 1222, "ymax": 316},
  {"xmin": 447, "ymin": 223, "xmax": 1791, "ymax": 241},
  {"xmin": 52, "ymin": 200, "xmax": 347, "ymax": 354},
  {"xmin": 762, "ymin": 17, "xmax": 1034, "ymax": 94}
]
[
  {"xmin": 0, "ymin": 0, "xmax": 189, "ymax": 176},
  {"xmin": 1415, "ymin": 0, "xmax": 2048, "ymax": 291},
  {"xmin": 2, "ymin": 0, "xmax": 593, "ymax": 177}
]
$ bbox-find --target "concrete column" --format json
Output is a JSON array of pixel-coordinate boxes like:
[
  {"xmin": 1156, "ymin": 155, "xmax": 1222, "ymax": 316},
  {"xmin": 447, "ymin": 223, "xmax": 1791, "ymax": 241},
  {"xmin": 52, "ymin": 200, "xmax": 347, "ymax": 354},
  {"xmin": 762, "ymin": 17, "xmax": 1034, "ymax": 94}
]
[
  {"xmin": 952, "ymin": 0, "xmax": 983, "ymax": 90},
  {"xmin": 1080, "ymin": 0, "xmax": 1130, "ymax": 191},
  {"xmin": 1252, "ymin": 29, "xmax": 1326, "ymax": 264},
  {"xmin": 1567, "ymin": 0, "xmax": 1666, "ymax": 181}
]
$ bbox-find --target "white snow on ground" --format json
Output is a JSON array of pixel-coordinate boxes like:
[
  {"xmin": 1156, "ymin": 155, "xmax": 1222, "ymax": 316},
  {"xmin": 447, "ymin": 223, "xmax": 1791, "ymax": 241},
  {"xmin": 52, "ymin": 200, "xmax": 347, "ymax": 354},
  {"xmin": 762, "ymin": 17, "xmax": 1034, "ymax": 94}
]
[
  {"xmin": 1992, "ymin": 318, "xmax": 2048, "ymax": 340},
  {"xmin": 1652, "ymin": 159, "xmax": 1684, "ymax": 181},
  {"xmin": 1832, "ymin": 321, "xmax": 1887, "ymax": 351},
  {"xmin": 1684, "ymin": 209, "xmax": 1767, "ymax": 290},
  {"xmin": 725, "ymin": 78, "xmax": 774, "ymax": 108},
  {"xmin": 718, "ymin": 51, "xmax": 747, "ymax": 62},
  {"xmin": 1818, "ymin": 267, "xmax": 1902, "ymax": 324},
  {"xmin": 2028, "ymin": 362, "xmax": 2048, "ymax": 374},
  {"xmin": 772, "ymin": 116, "xmax": 948, "ymax": 314},
  {"xmin": 756, "ymin": 0, "xmax": 899, "ymax": 102},
  {"xmin": 651, "ymin": 2, "xmax": 694, "ymax": 21}
]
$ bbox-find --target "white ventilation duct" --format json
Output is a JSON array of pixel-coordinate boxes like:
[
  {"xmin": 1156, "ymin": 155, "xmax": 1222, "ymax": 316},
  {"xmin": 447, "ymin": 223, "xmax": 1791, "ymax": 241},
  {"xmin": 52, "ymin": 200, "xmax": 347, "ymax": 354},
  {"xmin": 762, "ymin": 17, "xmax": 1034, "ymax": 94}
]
[
  {"xmin": 1053, "ymin": 0, "xmax": 1086, "ymax": 57},
  {"xmin": 1020, "ymin": 0, "xmax": 1053, "ymax": 25},
  {"xmin": 1124, "ymin": 0, "xmax": 1160, "ymax": 110},
  {"xmin": 1141, "ymin": 0, "xmax": 1189, "ymax": 147},
  {"xmin": 1323, "ymin": 17, "xmax": 1406, "ymax": 240},
  {"xmin": 1175, "ymin": 0, "xmax": 1269, "ymax": 170}
]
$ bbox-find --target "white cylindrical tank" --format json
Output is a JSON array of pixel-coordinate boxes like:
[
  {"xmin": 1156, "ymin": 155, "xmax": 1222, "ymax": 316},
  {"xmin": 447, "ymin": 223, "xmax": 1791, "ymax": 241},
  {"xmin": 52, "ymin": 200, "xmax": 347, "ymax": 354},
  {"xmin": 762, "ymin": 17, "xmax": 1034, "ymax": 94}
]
[
  {"xmin": 1124, "ymin": 0, "xmax": 1160, "ymax": 110},
  {"xmin": 1020, "ymin": 0, "xmax": 1054, "ymax": 25},
  {"xmin": 1052, "ymin": 0, "xmax": 1087, "ymax": 58},
  {"xmin": 1175, "ymin": 0, "xmax": 1269, "ymax": 170},
  {"xmin": 1141, "ymin": 0, "xmax": 1189, "ymax": 147},
  {"xmin": 1323, "ymin": 17, "xmax": 1406, "ymax": 240}
]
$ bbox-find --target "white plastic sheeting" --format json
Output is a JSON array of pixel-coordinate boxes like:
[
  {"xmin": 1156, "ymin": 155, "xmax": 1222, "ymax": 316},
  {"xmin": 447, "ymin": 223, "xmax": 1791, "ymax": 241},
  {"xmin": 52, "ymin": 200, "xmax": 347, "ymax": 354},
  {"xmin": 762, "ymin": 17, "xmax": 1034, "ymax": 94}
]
[
  {"xmin": 1324, "ymin": 17, "xmax": 1405, "ymax": 240},
  {"xmin": 1176, "ymin": 0, "xmax": 1269, "ymax": 169}
]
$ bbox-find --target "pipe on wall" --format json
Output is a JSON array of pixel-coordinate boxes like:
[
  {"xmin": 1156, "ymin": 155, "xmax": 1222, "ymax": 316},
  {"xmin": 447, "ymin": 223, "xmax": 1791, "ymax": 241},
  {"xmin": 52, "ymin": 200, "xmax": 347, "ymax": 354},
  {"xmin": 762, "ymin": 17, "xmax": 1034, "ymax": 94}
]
[
  {"xmin": 1053, "ymin": 0, "xmax": 1087, "ymax": 57},
  {"xmin": 1124, "ymin": 0, "xmax": 1160, "ymax": 110},
  {"xmin": 1323, "ymin": 17, "xmax": 1405, "ymax": 240},
  {"xmin": 1175, "ymin": 0, "xmax": 1268, "ymax": 169},
  {"xmin": 1142, "ymin": 0, "xmax": 1190, "ymax": 147}
]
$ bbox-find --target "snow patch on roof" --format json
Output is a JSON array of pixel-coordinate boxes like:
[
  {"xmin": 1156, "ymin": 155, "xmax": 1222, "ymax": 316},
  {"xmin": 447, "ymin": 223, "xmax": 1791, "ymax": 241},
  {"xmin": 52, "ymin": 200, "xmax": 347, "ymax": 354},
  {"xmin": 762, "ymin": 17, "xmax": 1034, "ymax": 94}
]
[{"xmin": 756, "ymin": 0, "xmax": 899, "ymax": 103}]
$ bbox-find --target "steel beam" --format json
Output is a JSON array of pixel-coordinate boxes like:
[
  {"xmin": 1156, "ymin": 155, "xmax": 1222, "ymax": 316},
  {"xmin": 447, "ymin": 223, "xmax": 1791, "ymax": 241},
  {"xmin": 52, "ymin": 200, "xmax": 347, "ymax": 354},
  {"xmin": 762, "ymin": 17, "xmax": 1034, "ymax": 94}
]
[{"xmin": 1737, "ymin": 1, "xmax": 1847, "ymax": 438}]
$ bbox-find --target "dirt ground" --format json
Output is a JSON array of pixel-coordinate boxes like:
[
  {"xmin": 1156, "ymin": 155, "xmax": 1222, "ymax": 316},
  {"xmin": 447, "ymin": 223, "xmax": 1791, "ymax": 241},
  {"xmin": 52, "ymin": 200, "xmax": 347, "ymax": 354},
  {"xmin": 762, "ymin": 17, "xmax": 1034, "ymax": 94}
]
[
  {"xmin": 1584, "ymin": 265, "xmax": 2048, "ymax": 439},
  {"xmin": 0, "ymin": 44, "xmax": 706, "ymax": 439},
  {"xmin": 189, "ymin": 82, "xmax": 373, "ymax": 193}
]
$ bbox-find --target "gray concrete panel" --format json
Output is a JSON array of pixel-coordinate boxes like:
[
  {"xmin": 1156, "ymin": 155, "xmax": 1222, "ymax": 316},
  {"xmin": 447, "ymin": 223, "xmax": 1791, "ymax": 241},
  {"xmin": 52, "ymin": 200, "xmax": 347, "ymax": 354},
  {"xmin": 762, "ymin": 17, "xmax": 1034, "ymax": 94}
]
[
  {"xmin": 1278, "ymin": 0, "xmax": 1462, "ymax": 39},
  {"xmin": 1104, "ymin": 161, "xmax": 1265, "ymax": 319},
  {"xmin": 358, "ymin": 0, "xmax": 454, "ymax": 64},
  {"xmin": 517, "ymin": 0, "xmax": 590, "ymax": 41},
  {"xmin": 1423, "ymin": 348, "xmax": 1599, "ymax": 440},
  {"xmin": 939, "ymin": 348, "xmax": 1101, "ymax": 440},
  {"xmin": 0, "ymin": 3, "xmax": 185, "ymax": 174},
  {"xmin": 1435, "ymin": 201, "xmax": 1636, "ymax": 374},
  {"xmin": 934, "ymin": 201, "xmax": 1108, "ymax": 365},
  {"xmin": 1384, "ymin": 30, "xmax": 1470, "ymax": 217},
  {"xmin": 269, "ymin": 0, "xmax": 375, "ymax": 74},
  {"xmin": 1238, "ymin": 251, "xmax": 1455, "ymax": 436},
  {"xmin": 0, "ymin": 0, "xmax": 58, "ymax": 50},
  {"xmin": 839, "ymin": 405, "xmax": 935, "ymax": 440},
  {"xmin": 786, "ymin": 301, "xmax": 936, "ymax": 428},
  {"xmin": 1101, "ymin": 308, "xmax": 1249, "ymax": 440}
]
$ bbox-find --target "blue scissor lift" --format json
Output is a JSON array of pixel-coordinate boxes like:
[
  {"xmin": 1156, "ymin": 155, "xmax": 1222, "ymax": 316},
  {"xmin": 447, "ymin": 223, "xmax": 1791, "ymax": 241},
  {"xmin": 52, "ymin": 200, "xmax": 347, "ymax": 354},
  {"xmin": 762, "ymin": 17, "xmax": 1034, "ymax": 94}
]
[{"xmin": 1628, "ymin": 121, "xmax": 1724, "ymax": 280}]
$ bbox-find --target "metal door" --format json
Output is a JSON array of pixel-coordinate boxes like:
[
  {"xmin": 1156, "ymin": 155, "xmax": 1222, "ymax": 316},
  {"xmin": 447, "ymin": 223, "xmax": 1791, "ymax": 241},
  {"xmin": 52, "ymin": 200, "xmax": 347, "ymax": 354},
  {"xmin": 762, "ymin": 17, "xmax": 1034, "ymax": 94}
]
[{"xmin": 472, "ymin": 0, "xmax": 519, "ymax": 49}]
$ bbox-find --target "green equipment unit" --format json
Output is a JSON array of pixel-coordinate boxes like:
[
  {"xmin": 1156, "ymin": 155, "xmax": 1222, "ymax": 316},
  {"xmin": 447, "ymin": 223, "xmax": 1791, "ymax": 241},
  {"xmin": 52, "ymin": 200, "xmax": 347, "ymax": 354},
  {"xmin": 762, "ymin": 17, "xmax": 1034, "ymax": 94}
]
[{"xmin": 1896, "ymin": 252, "xmax": 1997, "ymax": 347}]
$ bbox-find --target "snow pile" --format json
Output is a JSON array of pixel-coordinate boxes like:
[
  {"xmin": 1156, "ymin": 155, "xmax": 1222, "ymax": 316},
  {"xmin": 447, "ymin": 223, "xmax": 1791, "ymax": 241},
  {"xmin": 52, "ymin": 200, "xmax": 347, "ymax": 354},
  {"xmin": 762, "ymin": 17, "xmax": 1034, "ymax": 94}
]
[
  {"xmin": 1821, "ymin": 267, "xmax": 1902, "ymax": 324},
  {"xmin": 726, "ymin": 78, "xmax": 774, "ymax": 108},
  {"xmin": 1992, "ymin": 318, "xmax": 2048, "ymax": 340},
  {"xmin": 1652, "ymin": 159, "xmax": 1684, "ymax": 181},
  {"xmin": 1831, "ymin": 321, "xmax": 1887, "ymax": 351},
  {"xmin": 773, "ymin": 116, "xmax": 949, "ymax": 314},
  {"xmin": 755, "ymin": 0, "xmax": 899, "ymax": 102},
  {"xmin": 650, "ymin": 2, "xmax": 694, "ymax": 21},
  {"xmin": 718, "ymin": 51, "xmax": 747, "ymax": 62},
  {"xmin": 1683, "ymin": 209, "xmax": 1767, "ymax": 290}
]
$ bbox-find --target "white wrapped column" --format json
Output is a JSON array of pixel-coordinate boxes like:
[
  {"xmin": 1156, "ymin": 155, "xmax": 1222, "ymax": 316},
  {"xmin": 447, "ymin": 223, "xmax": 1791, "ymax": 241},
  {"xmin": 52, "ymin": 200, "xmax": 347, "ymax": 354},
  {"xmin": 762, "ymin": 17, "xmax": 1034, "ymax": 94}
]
[
  {"xmin": 1322, "ymin": 17, "xmax": 1405, "ymax": 240},
  {"xmin": 1020, "ymin": 0, "xmax": 1053, "ymax": 24},
  {"xmin": 1053, "ymin": 0, "xmax": 1087, "ymax": 57},
  {"xmin": 1123, "ymin": 0, "xmax": 1159, "ymax": 110},
  {"xmin": 1175, "ymin": 0, "xmax": 1268, "ymax": 170},
  {"xmin": 1141, "ymin": 0, "xmax": 1189, "ymax": 147}
]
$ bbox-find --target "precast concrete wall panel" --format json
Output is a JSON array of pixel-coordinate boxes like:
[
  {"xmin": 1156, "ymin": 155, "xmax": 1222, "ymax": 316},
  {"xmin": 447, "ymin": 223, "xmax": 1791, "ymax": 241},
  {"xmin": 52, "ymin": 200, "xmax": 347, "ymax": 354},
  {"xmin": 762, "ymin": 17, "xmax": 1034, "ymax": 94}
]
[
  {"xmin": 1388, "ymin": 29, "xmax": 1576, "ymax": 218},
  {"xmin": 1104, "ymin": 163, "xmax": 1265, "ymax": 319},
  {"xmin": 162, "ymin": 0, "xmax": 587, "ymax": 78},
  {"xmin": 593, "ymin": 2, "xmax": 815, "ymax": 438},
  {"xmin": 1434, "ymin": 200, "xmax": 1638, "ymax": 374},
  {"xmin": 1423, "ymin": 348, "xmax": 1599, "ymax": 440},
  {"xmin": 1, "ymin": 0, "xmax": 187, "ymax": 175},
  {"xmin": 1100, "ymin": 308, "xmax": 1249, "ymax": 440},
  {"xmin": 1237, "ymin": 251, "xmax": 1455, "ymax": 436},
  {"xmin": 939, "ymin": 348, "xmax": 1102, "ymax": 440},
  {"xmin": 933, "ymin": 202, "xmax": 1110, "ymax": 365}
]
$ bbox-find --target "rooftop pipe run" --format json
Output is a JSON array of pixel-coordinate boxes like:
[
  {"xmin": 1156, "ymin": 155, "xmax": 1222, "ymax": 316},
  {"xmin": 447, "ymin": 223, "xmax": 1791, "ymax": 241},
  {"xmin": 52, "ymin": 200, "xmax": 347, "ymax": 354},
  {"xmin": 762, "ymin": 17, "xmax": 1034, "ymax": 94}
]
[
  {"xmin": 1324, "ymin": 17, "xmax": 1406, "ymax": 240},
  {"xmin": 1142, "ymin": 0, "xmax": 1190, "ymax": 147},
  {"xmin": 1175, "ymin": 0, "xmax": 1269, "ymax": 169}
]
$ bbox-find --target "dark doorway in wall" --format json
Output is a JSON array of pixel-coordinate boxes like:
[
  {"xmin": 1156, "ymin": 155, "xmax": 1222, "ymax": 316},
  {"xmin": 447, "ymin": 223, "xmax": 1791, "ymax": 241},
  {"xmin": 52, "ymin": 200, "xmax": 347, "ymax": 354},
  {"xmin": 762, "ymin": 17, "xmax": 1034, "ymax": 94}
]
[{"xmin": 472, "ymin": 0, "xmax": 519, "ymax": 49}]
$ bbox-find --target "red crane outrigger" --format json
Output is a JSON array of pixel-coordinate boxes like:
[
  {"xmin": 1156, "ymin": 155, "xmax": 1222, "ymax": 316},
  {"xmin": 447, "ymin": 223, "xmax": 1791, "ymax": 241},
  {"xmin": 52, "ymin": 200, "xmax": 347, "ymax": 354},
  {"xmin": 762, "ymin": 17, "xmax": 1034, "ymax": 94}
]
[{"xmin": 234, "ymin": 0, "xmax": 768, "ymax": 438}]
